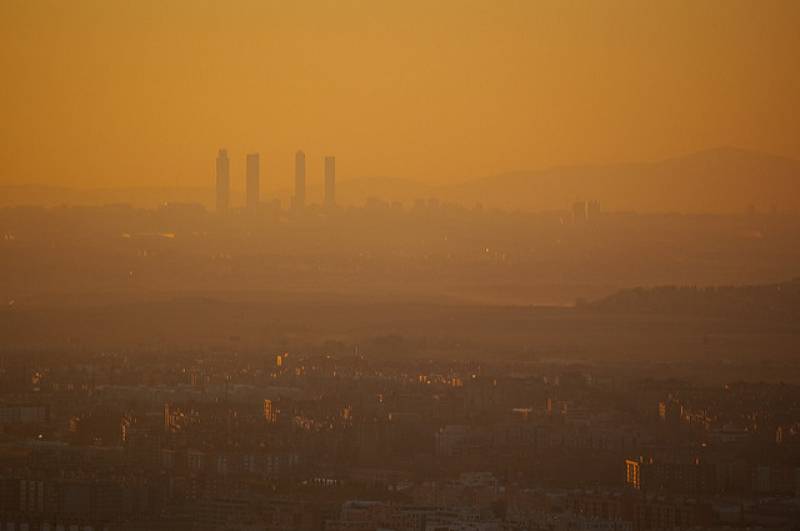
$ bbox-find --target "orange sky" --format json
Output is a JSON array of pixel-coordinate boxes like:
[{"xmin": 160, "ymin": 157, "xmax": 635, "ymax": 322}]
[{"xmin": 1, "ymin": 0, "xmax": 799, "ymax": 193}]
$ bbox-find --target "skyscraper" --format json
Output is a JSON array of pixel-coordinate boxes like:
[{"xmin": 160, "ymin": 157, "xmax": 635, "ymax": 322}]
[
  {"xmin": 587, "ymin": 200, "xmax": 600, "ymax": 221},
  {"xmin": 246, "ymin": 153, "xmax": 260, "ymax": 212},
  {"xmin": 324, "ymin": 155, "xmax": 336, "ymax": 208},
  {"xmin": 215, "ymin": 149, "xmax": 230, "ymax": 212},
  {"xmin": 294, "ymin": 150, "xmax": 306, "ymax": 210},
  {"xmin": 572, "ymin": 200, "xmax": 587, "ymax": 223}
]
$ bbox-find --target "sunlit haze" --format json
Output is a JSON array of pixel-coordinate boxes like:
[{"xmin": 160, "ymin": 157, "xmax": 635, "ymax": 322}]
[
  {"xmin": 2, "ymin": 0, "xmax": 799, "ymax": 199},
  {"xmin": 2, "ymin": 4, "xmax": 800, "ymax": 530}
]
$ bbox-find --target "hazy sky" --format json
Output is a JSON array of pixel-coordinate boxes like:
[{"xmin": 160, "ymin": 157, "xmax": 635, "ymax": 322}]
[{"xmin": 1, "ymin": 0, "xmax": 799, "ymax": 191}]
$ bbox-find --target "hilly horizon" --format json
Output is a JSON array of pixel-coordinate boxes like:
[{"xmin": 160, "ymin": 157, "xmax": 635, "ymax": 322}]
[
  {"xmin": 1, "ymin": 146, "xmax": 798, "ymax": 214},
  {"xmin": 441, "ymin": 146, "xmax": 800, "ymax": 213}
]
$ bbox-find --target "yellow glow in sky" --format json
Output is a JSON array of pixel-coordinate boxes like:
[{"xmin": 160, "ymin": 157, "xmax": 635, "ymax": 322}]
[{"xmin": 1, "ymin": 0, "xmax": 799, "ymax": 192}]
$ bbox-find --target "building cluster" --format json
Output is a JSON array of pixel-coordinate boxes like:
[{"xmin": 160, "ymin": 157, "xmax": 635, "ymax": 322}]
[
  {"xmin": 0, "ymin": 351, "xmax": 799, "ymax": 530},
  {"xmin": 215, "ymin": 149, "xmax": 336, "ymax": 213}
]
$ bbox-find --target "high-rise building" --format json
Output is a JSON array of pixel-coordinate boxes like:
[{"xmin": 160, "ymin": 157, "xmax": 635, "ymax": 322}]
[
  {"xmin": 246, "ymin": 153, "xmax": 260, "ymax": 212},
  {"xmin": 293, "ymin": 150, "xmax": 306, "ymax": 210},
  {"xmin": 215, "ymin": 149, "xmax": 230, "ymax": 212},
  {"xmin": 587, "ymin": 200, "xmax": 601, "ymax": 221},
  {"xmin": 324, "ymin": 155, "xmax": 336, "ymax": 208},
  {"xmin": 572, "ymin": 200, "xmax": 587, "ymax": 223}
]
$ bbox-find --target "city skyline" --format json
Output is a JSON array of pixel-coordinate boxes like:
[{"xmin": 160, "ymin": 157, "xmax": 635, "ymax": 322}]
[
  {"xmin": 213, "ymin": 148, "xmax": 338, "ymax": 211},
  {"xmin": 180, "ymin": 145, "xmax": 800, "ymax": 213},
  {"xmin": 1, "ymin": 144, "xmax": 799, "ymax": 214},
  {"xmin": 2, "ymin": 1, "xmax": 799, "ymax": 192},
  {"xmin": 2, "ymin": 2, "xmax": 800, "ymax": 530}
]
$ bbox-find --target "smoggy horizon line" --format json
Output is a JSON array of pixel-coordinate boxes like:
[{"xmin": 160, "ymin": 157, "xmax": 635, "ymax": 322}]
[{"xmin": 1, "ymin": 143, "xmax": 796, "ymax": 191}]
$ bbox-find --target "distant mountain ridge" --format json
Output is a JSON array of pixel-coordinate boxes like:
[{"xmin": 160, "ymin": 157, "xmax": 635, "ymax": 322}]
[
  {"xmin": 439, "ymin": 147, "xmax": 800, "ymax": 213},
  {"xmin": 586, "ymin": 278, "xmax": 800, "ymax": 320},
  {"xmin": 1, "ymin": 147, "xmax": 798, "ymax": 213}
]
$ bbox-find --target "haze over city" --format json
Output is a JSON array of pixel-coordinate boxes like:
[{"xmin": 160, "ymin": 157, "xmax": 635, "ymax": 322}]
[{"xmin": 1, "ymin": 2, "xmax": 800, "ymax": 531}]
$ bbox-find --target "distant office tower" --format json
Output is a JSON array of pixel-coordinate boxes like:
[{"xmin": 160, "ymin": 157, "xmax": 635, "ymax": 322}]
[
  {"xmin": 324, "ymin": 156, "xmax": 336, "ymax": 207},
  {"xmin": 293, "ymin": 150, "xmax": 306, "ymax": 210},
  {"xmin": 246, "ymin": 153, "xmax": 260, "ymax": 212},
  {"xmin": 216, "ymin": 149, "xmax": 230, "ymax": 212},
  {"xmin": 587, "ymin": 200, "xmax": 600, "ymax": 221},
  {"xmin": 572, "ymin": 200, "xmax": 587, "ymax": 223}
]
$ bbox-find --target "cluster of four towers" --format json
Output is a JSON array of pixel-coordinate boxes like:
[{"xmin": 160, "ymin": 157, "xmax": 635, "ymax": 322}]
[{"xmin": 215, "ymin": 149, "xmax": 336, "ymax": 213}]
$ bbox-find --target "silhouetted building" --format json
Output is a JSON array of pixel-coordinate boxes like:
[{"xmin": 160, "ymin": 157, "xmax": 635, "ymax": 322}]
[
  {"xmin": 572, "ymin": 200, "xmax": 587, "ymax": 223},
  {"xmin": 246, "ymin": 153, "xmax": 260, "ymax": 212},
  {"xmin": 587, "ymin": 200, "xmax": 601, "ymax": 220},
  {"xmin": 294, "ymin": 150, "xmax": 306, "ymax": 210},
  {"xmin": 216, "ymin": 148, "xmax": 230, "ymax": 212},
  {"xmin": 573, "ymin": 200, "xmax": 600, "ymax": 222},
  {"xmin": 324, "ymin": 155, "xmax": 336, "ymax": 208}
]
